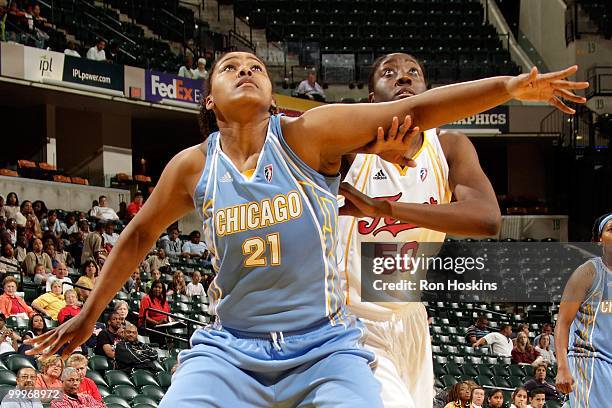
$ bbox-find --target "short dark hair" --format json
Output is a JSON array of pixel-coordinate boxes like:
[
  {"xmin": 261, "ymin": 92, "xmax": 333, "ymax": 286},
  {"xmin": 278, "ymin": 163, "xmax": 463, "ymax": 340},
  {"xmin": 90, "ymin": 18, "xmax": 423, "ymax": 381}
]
[
  {"xmin": 0, "ymin": 313, "xmax": 6, "ymax": 322},
  {"xmin": 98, "ymin": 195, "xmax": 107, "ymax": 202},
  {"xmin": 476, "ymin": 315, "xmax": 488, "ymax": 323},
  {"xmin": 530, "ymin": 388, "xmax": 546, "ymax": 398},
  {"xmin": 499, "ymin": 324, "xmax": 512, "ymax": 332},
  {"xmin": 367, "ymin": 52, "xmax": 426, "ymax": 93},
  {"xmin": 487, "ymin": 388, "xmax": 503, "ymax": 399}
]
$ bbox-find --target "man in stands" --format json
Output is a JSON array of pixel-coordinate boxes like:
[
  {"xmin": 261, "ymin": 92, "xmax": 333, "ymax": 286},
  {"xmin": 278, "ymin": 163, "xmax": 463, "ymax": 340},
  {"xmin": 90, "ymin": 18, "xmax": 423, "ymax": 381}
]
[
  {"xmin": 65, "ymin": 354, "xmax": 102, "ymax": 402},
  {"xmin": 94, "ymin": 312, "xmax": 123, "ymax": 361},
  {"xmin": 466, "ymin": 315, "xmax": 490, "ymax": 345},
  {"xmin": 159, "ymin": 226, "xmax": 182, "ymax": 258},
  {"xmin": 50, "ymin": 367, "xmax": 105, "ymax": 408},
  {"xmin": 46, "ymin": 264, "xmax": 72, "ymax": 294},
  {"xmin": 0, "ymin": 367, "xmax": 42, "ymax": 408},
  {"xmin": 296, "ymin": 69, "xmax": 326, "ymax": 101},
  {"xmin": 86, "ymin": 39, "xmax": 106, "ymax": 61},
  {"xmin": 102, "ymin": 221, "xmax": 119, "ymax": 249},
  {"xmin": 81, "ymin": 221, "xmax": 104, "ymax": 265},
  {"xmin": 473, "ymin": 324, "xmax": 513, "ymax": 357},
  {"xmin": 523, "ymin": 363, "xmax": 560, "ymax": 401},
  {"xmin": 126, "ymin": 192, "xmax": 144, "ymax": 221},
  {"xmin": 115, "ymin": 323, "xmax": 159, "ymax": 372},
  {"xmin": 186, "ymin": 270, "xmax": 206, "ymax": 297},
  {"xmin": 41, "ymin": 210, "xmax": 66, "ymax": 240},
  {"xmin": 90, "ymin": 196, "xmax": 119, "ymax": 221},
  {"xmin": 526, "ymin": 389, "xmax": 546, "ymax": 408},
  {"xmin": 532, "ymin": 322, "xmax": 554, "ymax": 349}
]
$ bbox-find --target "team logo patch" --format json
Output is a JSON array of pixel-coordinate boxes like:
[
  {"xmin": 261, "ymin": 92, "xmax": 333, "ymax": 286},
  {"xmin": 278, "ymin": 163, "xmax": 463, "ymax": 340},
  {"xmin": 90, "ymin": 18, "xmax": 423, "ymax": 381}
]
[
  {"xmin": 419, "ymin": 168, "xmax": 428, "ymax": 181},
  {"xmin": 264, "ymin": 164, "xmax": 273, "ymax": 182},
  {"xmin": 373, "ymin": 169, "xmax": 387, "ymax": 180}
]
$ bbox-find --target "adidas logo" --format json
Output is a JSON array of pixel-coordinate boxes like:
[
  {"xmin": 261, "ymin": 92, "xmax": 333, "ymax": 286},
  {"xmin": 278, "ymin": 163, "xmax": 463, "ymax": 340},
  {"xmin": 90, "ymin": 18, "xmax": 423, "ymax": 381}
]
[
  {"xmin": 219, "ymin": 172, "xmax": 233, "ymax": 182},
  {"xmin": 373, "ymin": 169, "xmax": 387, "ymax": 180}
]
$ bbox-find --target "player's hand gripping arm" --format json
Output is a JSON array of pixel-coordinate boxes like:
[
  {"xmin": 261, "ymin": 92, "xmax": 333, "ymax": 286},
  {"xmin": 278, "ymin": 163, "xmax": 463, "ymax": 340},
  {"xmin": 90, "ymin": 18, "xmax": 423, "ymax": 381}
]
[
  {"xmin": 283, "ymin": 66, "xmax": 588, "ymax": 172},
  {"xmin": 554, "ymin": 262, "xmax": 595, "ymax": 394},
  {"xmin": 25, "ymin": 146, "xmax": 206, "ymax": 358}
]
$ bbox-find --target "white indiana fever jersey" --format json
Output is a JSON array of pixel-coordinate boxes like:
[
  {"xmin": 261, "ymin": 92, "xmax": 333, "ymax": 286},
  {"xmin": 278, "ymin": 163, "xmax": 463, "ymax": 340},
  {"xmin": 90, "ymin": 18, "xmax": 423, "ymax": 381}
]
[{"xmin": 338, "ymin": 128, "xmax": 452, "ymax": 319}]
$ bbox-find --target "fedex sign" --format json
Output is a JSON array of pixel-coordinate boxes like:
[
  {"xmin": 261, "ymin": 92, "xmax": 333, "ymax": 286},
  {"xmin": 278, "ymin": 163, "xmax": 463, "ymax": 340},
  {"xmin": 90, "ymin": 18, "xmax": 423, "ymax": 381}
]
[{"xmin": 145, "ymin": 71, "xmax": 204, "ymax": 105}]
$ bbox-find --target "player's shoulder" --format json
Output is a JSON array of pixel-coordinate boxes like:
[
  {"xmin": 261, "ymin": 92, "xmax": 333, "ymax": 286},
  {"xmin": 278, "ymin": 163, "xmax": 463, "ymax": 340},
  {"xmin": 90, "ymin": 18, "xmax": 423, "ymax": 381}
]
[
  {"xmin": 435, "ymin": 128, "xmax": 475, "ymax": 161},
  {"xmin": 170, "ymin": 143, "xmax": 207, "ymax": 174}
]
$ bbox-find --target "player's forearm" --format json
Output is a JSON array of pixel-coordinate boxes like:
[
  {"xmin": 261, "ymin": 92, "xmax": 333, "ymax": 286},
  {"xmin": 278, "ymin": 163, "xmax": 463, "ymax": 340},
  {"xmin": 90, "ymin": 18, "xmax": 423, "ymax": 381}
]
[
  {"xmin": 382, "ymin": 199, "xmax": 501, "ymax": 237},
  {"xmin": 554, "ymin": 319, "xmax": 572, "ymax": 369}
]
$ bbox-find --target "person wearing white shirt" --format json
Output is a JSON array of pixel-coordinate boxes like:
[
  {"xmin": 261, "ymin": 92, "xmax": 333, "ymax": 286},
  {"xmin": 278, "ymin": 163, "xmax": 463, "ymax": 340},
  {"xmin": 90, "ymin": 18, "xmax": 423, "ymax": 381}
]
[
  {"xmin": 178, "ymin": 54, "xmax": 196, "ymax": 79},
  {"xmin": 194, "ymin": 58, "xmax": 208, "ymax": 80},
  {"xmin": 45, "ymin": 265, "xmax": 73, "ymax": 294},
  {"xmin": 534, "ymin": 333, "xmax": 556, "ymax": 364},
  {"xmin": 473, "ymin": 324, "xmax": 513, "ymax": 357},
  {"xmin": 185, "ymin": 271, "xmax": 207, "ymax": 297},
  {"xmin": 296, "ymin": 70, "xmax": 326, "ymax": 101},
  {"xmin": 181, "ymin": 231, "xmax": 207, "ymax": 258},
  {"xmin": 90, "ymin": 195, "xmax": 119, "ymax": 221},
  {"xmin": 87, "ymin": 39, "xmax": 106, "ymax": 61},
  {"xmin": 510, "ymin": 387, "xmax": 529, "ymax": 408},
  {"xmin": 64, "ymin": 40, "xmax": 80, "ymax": 57},
  {"xmin": 102, "ymin": 222, "xmax": 119, "ymax": 248}
]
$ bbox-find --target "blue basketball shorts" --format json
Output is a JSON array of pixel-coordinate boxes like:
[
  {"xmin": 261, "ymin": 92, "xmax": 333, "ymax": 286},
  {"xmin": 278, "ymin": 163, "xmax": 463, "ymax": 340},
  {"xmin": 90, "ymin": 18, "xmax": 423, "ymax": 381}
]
[
  {"xmin": 568, "ymin": 355, "xmax": 612, "ymax": 407},
  {"xmin": 159, "ymin": 316, "xmax": 382, "ymax": 407}
]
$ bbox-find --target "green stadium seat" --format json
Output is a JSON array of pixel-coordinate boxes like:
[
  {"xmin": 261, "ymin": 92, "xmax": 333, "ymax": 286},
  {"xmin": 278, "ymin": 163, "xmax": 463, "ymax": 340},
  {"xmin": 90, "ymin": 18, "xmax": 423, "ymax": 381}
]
[
  {"xmin": 132, "ymin": 395, "xmax": 159, "ymax": 406},
  {"xmin": 462, "ymin": 362, "xmax": 478, "ymax": 377},
  {"xmin": 132, "ymin": 404, "xmax": 158, "ymax": 408},
  {"xmin": 97, "ymin": 385, "xmax": 111, "ymax": 398},
  {"xmin": 104, "ymin": 395, "xmax": 130, "ymax": 408},
  {"xmin": 444, "ymin": 362, "xmax": 462, "ymax": 377},
  {"xmin": 112, "ymin": 384, "xmax": 138, "ymax": 401},
  {"xmin": 509, "ymin": 364, "xmax": 526, "ymax": 378},
  {"xmin": 156, "ymin": 371, "xmax": 172, "ymax": 390},
  {"xmin": 467, "ymin": 356, "xmax": 482, "ymax": 364},
  {"xmin": 6, "ymin": 317, "xmax": 29, "ymax": 331},
  {"xmin": 493, "ymin": 376, "xmax": 511, "ymax": 387},
  {"xmin": 5, "ymin": 354, "xmax": 35, "ymax": 372},
  {"xmin": 86, "ymin": 370, "xmax": 108, "ymax": 387},
  {"xmin": 89, "ymin": 355, "xmax": 111, "ymax": 372},
  {"xmin": 433, "ymin": 361, "xmax": 445, "ymax": 376},
  {"xmin": 106, "ymin": 370, "xmax": 134, "ymax": 387},
  {"xmin": 115, "ymin": 291, "xmax": 129, "ymax": 301},
  {"xmin": 107, "ymin": 405, "xmax": 129, "ymax": 408},
  {"xmin": 162, "ymin": 357, "xmax": 177, "ymax": 372},
  {"xmin": 0, "ymin": 370, "xmax": 16, "ymax": 386},
  {"xmin": 141, "ymin": 384, "xmax": 165, "ymax": 401},
  {"xmin": 131, "ymin": 369, "xmax": 159, "ymax": 388},
  {"xmin": 156, "ymin": 349, "xmax": 171, "ymax": 360},
  {"xmin": 476, "ymin": 364, "xmax": 494, "ymax": 377},
  {"xmin": 137, "ymin": 335, "xmax": 151, "ymax": 344},
  {"xmin": 434, "ymin": 355, "xmax": 448, "ymax": 364},
  {"xmin": 441, "ymin": 374, "xmax": 458, "ymax": 388},
  {"xmin": 508, "ymin": 375, "xmax": 524, "ymax": 388},
  {"xmin": 150, "ymin": 360, "xmax": 164, "ymax": 372},
  {"xmin": 493, "ymin": 365, "xmax": 510, "ymax": 377},
  {"xmin": 0, "ymin": 384, "xmax": 13, "ymax": 401},
  {"xmin": 475, "ymin": 375, "xmax": 493, "ymax": 387},
  {"xmin": 434, "ymin": 377, "xmax": 444, "ymax": 389},
  {"xmin": 545, "ymin": 401, "xmax": 562, "ymax": 408},
  {"xmin": 44, "ymin": 318, "xmax": 58, "ymax": 329}
]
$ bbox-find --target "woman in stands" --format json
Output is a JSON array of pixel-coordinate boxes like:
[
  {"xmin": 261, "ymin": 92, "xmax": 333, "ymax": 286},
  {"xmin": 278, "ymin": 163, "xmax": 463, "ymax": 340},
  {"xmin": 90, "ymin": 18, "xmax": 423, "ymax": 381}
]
[
  {"xmin": 19, "ymin": 313, "xmax": 49, "ymax": 359},
  {"xmin": 512, "ymin": 331, "xmax": 540, "ymax": 365},
  {"xmin": 510, "ymin": 387, "xmax": 529, "ymax": 408},
  {"xmin": 534, "ymin": 333, "xmax": 556, "ymax": 364},
  {"xmin": 138, "ymin": 279, "xmax": 170, "ymax": 346},
  {"xmin": 35, "ymin": 355, "xmax": 63, "ymax": 390},
  {"xmin": 555, "ymin": 212, "xmax": 611, "ymax": 408},
  {"xmin": 25, "ymin": 51, "xmax": 588, "ymax": 407},
  {"xmin": 4, "ymin": 192, "xmax": 20, "ymax": 220},
  {"xmin": 443, "ymin": 382, "xmax": 471, "ymax": 408},
  {"xmin": 486, "ymin": 389, "xmax": 505, "ymax": 408},
  {"xmin": 75, "ymin": 259, "xmax": 98, "ymax": 302}
]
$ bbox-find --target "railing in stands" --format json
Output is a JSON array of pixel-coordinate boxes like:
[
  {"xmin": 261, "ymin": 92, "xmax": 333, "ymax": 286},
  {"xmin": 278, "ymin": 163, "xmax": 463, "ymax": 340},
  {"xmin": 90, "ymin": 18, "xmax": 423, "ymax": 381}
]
[
  {"xmin": 160, "ymin": 7, "xmax": 186, "ymax": 47},
  {"xmin": 143, "ymin": 307, "xmax": 209, "ymax": 346},
  {"xmin": 227, "ymin": 29, "xmax": 255, "ymax": 53}
]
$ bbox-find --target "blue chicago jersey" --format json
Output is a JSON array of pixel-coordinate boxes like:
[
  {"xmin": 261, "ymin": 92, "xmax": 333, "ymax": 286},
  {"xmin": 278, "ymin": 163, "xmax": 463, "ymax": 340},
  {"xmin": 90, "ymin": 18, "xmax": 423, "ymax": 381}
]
[
  {"xmin": 193, "ymin": 114, "xmax": 348, "ymax": 332},
  {"xmin": 568, "ymin": 257, "xmax": 612, "ymax": 363}
]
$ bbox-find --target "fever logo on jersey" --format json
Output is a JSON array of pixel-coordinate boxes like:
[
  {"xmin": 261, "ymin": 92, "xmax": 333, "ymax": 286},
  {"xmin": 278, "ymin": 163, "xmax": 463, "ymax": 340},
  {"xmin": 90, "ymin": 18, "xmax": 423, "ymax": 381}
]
[
  {"xmin": 419, "ymin": 168, "xmax": 428, "ymax": 181},
  {"xmin": 264, "ymin": 164, "xmax": 273, "ymax": 183}
]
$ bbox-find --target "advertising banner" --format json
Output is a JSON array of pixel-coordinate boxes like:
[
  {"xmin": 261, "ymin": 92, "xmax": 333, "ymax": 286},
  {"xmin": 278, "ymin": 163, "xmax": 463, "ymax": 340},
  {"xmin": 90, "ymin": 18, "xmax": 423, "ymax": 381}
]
[
  {"xmin": 23, "ymin": 47, "xmax": 64, "ymax": 82},
  {"xmin": 442, "ymin": 106, "xmax": 509, "ymax": 133},
  {"xmin": 62, "ymin": 55, "xmax": 124, "ymax": 92},
  {"xmin": 145, "ymin": 71, "xmax": 204, "ymax": 106}
]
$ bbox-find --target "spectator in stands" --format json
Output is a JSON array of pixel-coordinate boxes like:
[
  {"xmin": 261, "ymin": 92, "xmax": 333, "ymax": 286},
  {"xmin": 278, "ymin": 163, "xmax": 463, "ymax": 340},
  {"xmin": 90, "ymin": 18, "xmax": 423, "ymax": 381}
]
[
  {"xmin": 22, "ymin": 313, "xmax": 48, "ymax": 343},
  {"xmin": 465, "ymin": 315, "xmax": 489, "ymax": 345},
  {"xmin": 512, "ymin": 331, "xmax": 541, "ymax": 365},
  {"xmin": 32, "ymin": 279, "xmax": 66, "ymax": 320},
  {"xmin": 25, "ymin": 214, "xmax": 43, "ymax": 241},
  {"xmin": 0, "ymin": 243, "xmax": 20, "ymax": 273},
  {"xmin": 127, "ymin": 270, "xmax": 144, "ymax": 294},
  {"xmin": 5, "ymin": 219, "xmax": 17, "ymax": 246},
  {"xmin": 526, "ymin": 388, "xmax": 546, "ymax": 408},
  {"xmin": 147, "ymin": 248, "xmax": 169, "ymax": 273},
  {"xmin": 14, "ymin": 200, "xmax": 32, "ymax": 227},
  {"xmin": 444, "ymin": 381, "xmax": 471, "ymax": 408},
  {"xmin": 532, "ymin": 323, "xmax": 554, "ymax": 349},
  {"xmin": 54, "ymin": 240, "xmax": 74, "ymax": 269},
  {"xmin": 168, "ymin": 270, "xmax": 186, "ymax": 296},
  {"xmin": 46, "ymin": 263, "xmax": 71, "ymax": 294},
  {"xmin": 486, "ymin": 389, "xmax": 504, "ymax": 408},
  {"xmin": 3, "ymin": 193, "xmax": 19, "ymax": 220},
  {"xmin": 102, "ymin": 221, "xmax": 119, "ymax": 249},
  {"xmin": 0, "ymin": 277, "xmax": 35, "ymax": 318},
  {"xmin": 64, "ymin": 40, "xmax": 80, "ymax": 57},
  {"xmin": 181, "ymin": 230, "xmax": 207, "ymax": 258},
  {"xmin": 65, "ymin": 354, "xmax": 102, "ymax": 402},
  {"xmin": 115, "ymin": 323, "xmax": 159, "ymax": 372},
  {"xmin": 0, "ymin": 313, "xmax": 20, "ymax": 353},
  {"xmin": 470, "ymin": 386, "xmax": 485, "ymax": 408},
  {"xmin": 138, "ymin": 279, "xmax": 170, "ymax": 346},
  {"xmin": 296, "ymin": 69, "xmax": 326, "ymax": 102},
  {"xmin": 126, "ymin": 192, "xmax": 144, "ymax": 221},
  {"xmin": 14, "ymin": 234, "xmax": 27, "ymax": 264},
  {"xmin": 78, "ymin": 219, "xmax": 90, "ymax": 238},
  {"xmin": 0, "ymin": 196, "xmax": 8, "ymax": 220},
  {"xmin": 64, "ymin": 213, "xmax": 78, "ymax": 237},
  {"xmin": 473, "ymin": 323, "xmax": 513, "ymax": 357},
  {"xmin": 160, "ymin": 226, "xmax": 182, "ymax": 258},
  {"xmin": 32, "ymin": 201, "xmax": 47, "ymax": 222},
  {"xmin": 114, "ymin": 300, "xmax": 136, "ymax": 326},
  {"xmin": 57, "ymin": 289, "xmax": 80, "ymax": 325},
  {"xmin": 43, "ymin": 242, "xmax": 57, "ymax": 269},
  {"xmin": 194, "ymin": 58, "xmax": 209, "ymax": 80},
  {"xmin": 24, "ymin": 238, "xmax": 52, "ymax": 276},
  {"xmin": 178, "ymin": 54, "xmax": 195, "ymax": 79},
  {"xmin": 186, "ymin": 270, "xmax": 206, "ymax": 297},
  {"xmin": 534, "ymin": 333, "xmax": 555, "ymax": 364},
  {"xmin": 90, "ymin": 196, "xmax": 119, "ymax": 221},
  {"xmin": 35, "ymin": 355, "xmax": 63, "ymax": 389},
  {"xmin": 523, "ymin": 363, "xmax": 559, "ymax": 401},
  {"xmin": 0, "ymin": 367, "xmax": 41, "ymax": 408},
  {"xmin": 510, "ymin": 387, "xmax": 529, "ymax": 408},
  {"xmin": 81, "ymin": 221, "xmax": 104, "ymax": 265},
  {"xmin": 106, "ymin": 41, "xmax": 119, "ymax": 63},
  {"xmin": 66, "ymin": 233, "xmax": 83, "ymax": 269},
  {"xmin": 41, "ymin": 211, "xmax": 66, "ymax": 240},
  {"xmin": 33, "ymin": 263, "xmax": 50, "ymax": 285},
  {"xmin": 95, "ymin": 312, "xmax": 123, "ymax": 360},
  {"xmin": 50, "ymin": 367, "xmax": 105, "ymax": 408},
  {"xmin": 86, "ymin": 39, "xmax": 106, "ymax": 61},
  {"xmin": 146, "ymin": 269, "xmax": 162, "ymax": 291},
  {"xmin": 117, "ymin": 201, "xmax": 128, "ymax": 223},
  {"xmin": 75, "ymin": 259, "xmax": 98, "ymax": 302}
]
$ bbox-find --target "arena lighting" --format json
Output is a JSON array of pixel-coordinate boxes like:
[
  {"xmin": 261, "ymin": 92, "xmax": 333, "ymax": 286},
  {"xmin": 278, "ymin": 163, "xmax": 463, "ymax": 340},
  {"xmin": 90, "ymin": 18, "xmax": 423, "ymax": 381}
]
[{"xmin": 42, "ymin": 78, "xmax": 124, "ymax": 97}]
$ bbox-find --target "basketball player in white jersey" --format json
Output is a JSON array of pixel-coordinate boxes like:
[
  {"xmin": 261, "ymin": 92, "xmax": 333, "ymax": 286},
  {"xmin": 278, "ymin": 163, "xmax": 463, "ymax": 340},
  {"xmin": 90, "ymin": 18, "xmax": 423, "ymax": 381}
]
[{"xmin": 338, "ymin": 53, "xmax": 502, "ymax": 408}]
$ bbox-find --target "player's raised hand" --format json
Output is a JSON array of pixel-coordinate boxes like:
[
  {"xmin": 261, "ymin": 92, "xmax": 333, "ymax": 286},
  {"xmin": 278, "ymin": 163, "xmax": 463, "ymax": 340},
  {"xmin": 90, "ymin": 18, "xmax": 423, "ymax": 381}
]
[
  {"xmin": 24, "ymin": 312, "xmax": 96, "ymax": 359},
  {"xmin": 555, "ymin": 366, "xmax": 575, "ymax": 394},
  {"xmin": 358, "ymin": 115, "xmax": 420, "ymax": 167},
  {"xmin": 506, "ymin": 65, "xmax": 589, "ymax": 114}
]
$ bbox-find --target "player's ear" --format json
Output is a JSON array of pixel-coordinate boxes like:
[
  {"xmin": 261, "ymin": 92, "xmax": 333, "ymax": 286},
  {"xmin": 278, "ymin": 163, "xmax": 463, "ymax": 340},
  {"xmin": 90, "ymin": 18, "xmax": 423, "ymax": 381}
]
[
  {"xmin": 368, "ymin": 92, "xmax": 375, "ymax": 103},
  {"xmin": 205, "ymin": 95, "xmax": 214, "ymax": 111}
]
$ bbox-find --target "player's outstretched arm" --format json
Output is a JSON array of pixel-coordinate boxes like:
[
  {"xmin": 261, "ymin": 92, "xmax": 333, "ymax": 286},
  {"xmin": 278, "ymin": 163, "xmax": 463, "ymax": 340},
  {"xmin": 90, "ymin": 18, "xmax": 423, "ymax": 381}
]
[
  {"xmin": 283, "ymin": 66, "xmax": 588, "ymax": 167},
  {"xmin": 554, "ymin": 262, "xmax": 595, "ymax": 394},
  {"xmin": 25, "ymin": 145, "xmax": 206, "ymax": 358}
]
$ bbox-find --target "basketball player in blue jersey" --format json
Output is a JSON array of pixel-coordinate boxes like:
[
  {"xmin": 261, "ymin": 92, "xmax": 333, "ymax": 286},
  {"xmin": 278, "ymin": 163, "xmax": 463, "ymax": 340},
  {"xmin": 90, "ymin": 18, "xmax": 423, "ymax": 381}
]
[
  {"xmin": 25, "ymin": 51, "xmax": 587, "ymax": 407},
  {"xmin": 555, "ymin": 213, "xmax": 612, "ymax": 407},
  {"xmin": 338, "ymin": 53, "xmax": 504, "ymax": 408}
]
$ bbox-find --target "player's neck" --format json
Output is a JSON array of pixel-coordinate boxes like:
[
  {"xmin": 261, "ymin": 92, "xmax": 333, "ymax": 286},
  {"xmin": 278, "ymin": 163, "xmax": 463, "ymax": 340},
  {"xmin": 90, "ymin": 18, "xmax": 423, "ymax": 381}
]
[{"xmin": 217, "ymin": 116, "xmax": 269, "ymax": 164}]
